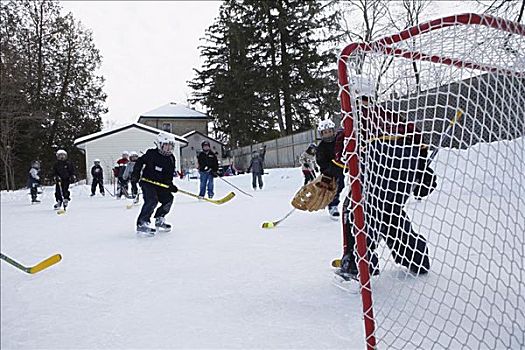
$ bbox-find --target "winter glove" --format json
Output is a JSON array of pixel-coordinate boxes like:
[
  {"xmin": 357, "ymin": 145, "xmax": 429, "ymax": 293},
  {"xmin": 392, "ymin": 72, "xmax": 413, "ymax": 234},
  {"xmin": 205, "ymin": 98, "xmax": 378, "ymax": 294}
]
[
  {"xmin": 412, "ymin": 158, "xmax": 437, "ymax": 200},
  {"xmin": 291, "ymin": 175, "xmax": 337, "ymax": 211},
  {"xmin": 303, "ymin": 163, "xmax": 310, "ymax": 168},
  {"xmin": 169, "ymin": 183, "xmax": 178, "ymax": 193},
  {"xmin": 212, "ymin": 171, "xmax": 218, "ymax": 177},
  {"xmin": 314, "ymin": 167, "xmax": 319, "ymax": 173}
]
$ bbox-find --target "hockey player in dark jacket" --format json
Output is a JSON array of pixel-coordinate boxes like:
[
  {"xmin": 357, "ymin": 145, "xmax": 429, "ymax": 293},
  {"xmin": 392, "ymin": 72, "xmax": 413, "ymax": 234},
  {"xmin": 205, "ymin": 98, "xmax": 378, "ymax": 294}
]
[
  {"xmin": 131, "ymin": 132, "xmax": 178, "ymax": 235},
  {"xmin": 247, "ymin": 151, "xmax": 264, "ymax": 190},
  {"xmin": 53, "ymin": 149, "xmax": 76, "ymax": 210},
  {"xmin": 197, "ymin": 141, "xmax": 219, "ymax": 198},
  {"xmin": 28, "ymin": 160, "xmax": 41, "ymax": 203},
  {"xmin": 90, "ymin": 159, "xmax": 105, "ymax": 196},
  {"xmin": 316, "ymin": 119, "xmax": 345, "ymax": 218}
]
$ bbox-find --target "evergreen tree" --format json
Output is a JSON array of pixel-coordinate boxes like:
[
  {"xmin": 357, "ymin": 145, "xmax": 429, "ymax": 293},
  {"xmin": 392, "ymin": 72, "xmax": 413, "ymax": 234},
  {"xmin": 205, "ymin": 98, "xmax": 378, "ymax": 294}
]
[{"xmin": 0, "ymin": 0, "xmax": 107, "ymax": 189}]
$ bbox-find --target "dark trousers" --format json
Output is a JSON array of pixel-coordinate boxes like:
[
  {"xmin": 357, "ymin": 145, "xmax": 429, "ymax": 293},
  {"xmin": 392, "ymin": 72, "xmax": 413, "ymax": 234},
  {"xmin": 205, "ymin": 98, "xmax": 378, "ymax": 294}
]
[
  {"xmin": 341, "ymin": 141, "xmax": 430, "ymax": 274},
  {"xmin": 117, "ymin": 177, "xmax": 129, "ymax": 198},
  {"xmin": 130, "ymin": 180, "xmax": 138, "ymax": 197},
  {"xmin": 252, "ymin": 172, "xmax": 263, "ymax": 189},
  {"xmin": 30, "ymin": 183, "xmax": 39, "ymax": 200},
  {"xmin": 328, "ymin": 173, "xmax": 345, "ymax": 208},
  {"xmin": 55, "ymin": 180, "xmax": 70, "ymax": 202},
  {"xmin": 137, "ymin": 182, "xmax": 173, "ymax": 226},
  {"xmin": 91, "ymin": 178, "xmax": 104, "ymax": 194},
  {"xmin": 303, "ymin": 170, "xmax": 315, "ymax": 185}
]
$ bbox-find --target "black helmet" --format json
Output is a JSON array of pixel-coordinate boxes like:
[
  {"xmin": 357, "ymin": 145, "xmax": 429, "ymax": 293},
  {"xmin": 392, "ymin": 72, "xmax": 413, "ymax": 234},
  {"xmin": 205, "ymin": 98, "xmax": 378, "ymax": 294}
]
[{"xmin": 201, "ymin": 140, "xmax": 210, "ymax": 147}]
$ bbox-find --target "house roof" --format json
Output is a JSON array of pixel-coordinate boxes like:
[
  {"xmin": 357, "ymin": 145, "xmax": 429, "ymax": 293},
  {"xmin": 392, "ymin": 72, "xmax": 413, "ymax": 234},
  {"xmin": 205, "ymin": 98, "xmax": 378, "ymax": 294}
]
[
  {"xmin": 74, "ymin": 122, "xmax": 188, "ymax": 146},
  {"xmin": 181, "ymin": 130, "xmax": 226, "ymax": 146},
  {"xmin": 139, "ymin": 102, "xmax": 208, "ymax": 120}
]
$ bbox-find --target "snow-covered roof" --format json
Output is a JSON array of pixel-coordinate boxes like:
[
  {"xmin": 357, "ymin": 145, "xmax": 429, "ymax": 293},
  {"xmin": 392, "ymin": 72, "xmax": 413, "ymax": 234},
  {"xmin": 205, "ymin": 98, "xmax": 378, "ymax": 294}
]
[
  {"xmin": 74, "ymin": 122, "xmax": 188, "ymax": 146},
  {"xmin": 139, "ymin": 102, "xmax": 207, "ymax": 119},
  {"xmin": 181, "ymin": 130, "xmax": 226, "ymax": 146}
]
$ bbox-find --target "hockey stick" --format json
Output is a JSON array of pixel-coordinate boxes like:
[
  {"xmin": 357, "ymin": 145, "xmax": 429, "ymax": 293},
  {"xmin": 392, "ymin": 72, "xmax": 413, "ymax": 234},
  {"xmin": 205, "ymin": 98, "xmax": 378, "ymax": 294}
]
[
  {"xmin": 103, "ymin": 185, "xmax": 115, "ymax": 197},
  {"xmin": 261, "ymin": 208, "xmax": 296, "ymax": 229},
  {"xmin": 428, "ymin": 108, "xmax": 464, "ymax": 163},
  {"xmin": 126, "ymin": 191, "xmax": 141, "ymax": 209},
  {"xmin": 1, "ymin": 253, "xmax": 62, "ymax": 274},
  {"xmin": 217, "ymin": 176, "xmax": 253, "ymax": 198},
  {"xmin": 56, "ymin": 180, "xmax": 67, "ymax": 215},
  {"xmin": 141, "ymin": 178, "xmax": 236, "ymax": 205}
]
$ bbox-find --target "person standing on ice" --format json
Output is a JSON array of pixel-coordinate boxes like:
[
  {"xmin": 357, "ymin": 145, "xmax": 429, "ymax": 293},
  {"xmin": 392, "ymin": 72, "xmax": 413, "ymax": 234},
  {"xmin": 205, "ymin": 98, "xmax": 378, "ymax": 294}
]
[
  {"xmin": 131, "ymin": 132, "xmax": 178, "ymax": 235},
  {"xmin": 247, "ymin": 150, "xmax": 264, "ymax": 190},
  {"xmin": 197, "ymin": 140, "xmax": 218, "ymax": 199},
  {"xmin": 27, "ymin": 160, "xmax": 41, "ymax": 203},
  {"xmin": 315, "ymin": 119, "xmax": 345, "ymax": 219},
  {"xmin": 123, "ymin": 151, "xmax": 139, "ymax": 198},
  {"xmin": 90, "ymin": 159, "xmax": 105, "ymax": 196},
  {"xmin": 53, "ymin": 149, "xmax": 76, "ymax": 210},
  {"xmin": 114, "ymin": 151, "xmax": 130, "ymax": 198},
  {"xmin": 299, "ymin": 143, "xmax": 319, "ymax": 185}
]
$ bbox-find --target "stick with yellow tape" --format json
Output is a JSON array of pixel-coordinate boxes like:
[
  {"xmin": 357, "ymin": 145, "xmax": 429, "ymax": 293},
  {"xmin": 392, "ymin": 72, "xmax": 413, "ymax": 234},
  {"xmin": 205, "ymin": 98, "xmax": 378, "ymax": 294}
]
[
  {"xmin": 1, "ymin": 253, "xmax": 62, "ymax": 274},
  {"xmin": 141, "ymin": 178, "xmax": 235, "ymax": 205}
]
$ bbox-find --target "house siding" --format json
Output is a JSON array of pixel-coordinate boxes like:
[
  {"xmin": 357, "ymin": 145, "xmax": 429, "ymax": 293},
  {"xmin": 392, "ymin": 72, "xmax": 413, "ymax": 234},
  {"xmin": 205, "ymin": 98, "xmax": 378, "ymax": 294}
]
[{"xmin": 79, "ymin": 127, "xmax": 182, "ymax": 184}]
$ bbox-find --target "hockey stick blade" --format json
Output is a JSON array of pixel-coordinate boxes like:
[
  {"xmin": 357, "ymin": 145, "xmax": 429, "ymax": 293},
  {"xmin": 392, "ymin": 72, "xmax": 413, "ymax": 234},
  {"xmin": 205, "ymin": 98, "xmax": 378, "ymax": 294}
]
[
  {"xmin": 331, "ymin": 258, "xmax": 342, "ymax": 268},
  {"xmin": 1, "ymin": 253, "xmax": 62, "ymax": 274},
  {"xmin": 261, "ymin": 208, "xmax": 296, "ymax": 229}
]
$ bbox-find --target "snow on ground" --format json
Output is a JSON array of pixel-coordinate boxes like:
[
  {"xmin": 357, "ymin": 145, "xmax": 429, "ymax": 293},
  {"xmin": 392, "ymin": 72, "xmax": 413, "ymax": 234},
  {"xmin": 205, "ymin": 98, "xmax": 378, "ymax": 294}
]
[
  {"xmin": 1, "ymin": 168, "xmax": 362, "ymax": 349},
  {"xmin": 1, "ymin": 137, "xmax": 524, "ymax": 349}
]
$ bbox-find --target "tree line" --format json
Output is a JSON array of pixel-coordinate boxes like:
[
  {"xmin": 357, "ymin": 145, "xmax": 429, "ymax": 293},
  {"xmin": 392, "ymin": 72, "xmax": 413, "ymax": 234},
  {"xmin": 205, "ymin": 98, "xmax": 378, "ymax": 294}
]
[{"xmin": 1, "ymin": 0, "xmax": 107, "ymax": 190}]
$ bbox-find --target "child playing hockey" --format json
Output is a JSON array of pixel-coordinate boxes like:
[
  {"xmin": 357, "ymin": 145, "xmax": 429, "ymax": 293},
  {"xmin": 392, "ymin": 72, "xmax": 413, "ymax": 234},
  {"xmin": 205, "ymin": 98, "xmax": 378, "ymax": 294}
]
[
  {"xmin": 197, "ymin": 141, "xmax": 218, "ymax": 198},
  {"xmin": 131, "ymin": 133, "xmax": 178, "ymax": 235},
  {"xmin": 123, "ymin": 151, "xmax": 139, "ymax": 198},
  {"xmin": 28, "ymin": 160, "xmax": 41, "ymax": 203},
  {"xmin": 114, "ymin": 151, "xmax": 130, "ymax": 198},
  {"xmin": 299, "ymin": 143, "xmax": 319, "ymax": 185},
  {"xmin": 315, "ymin": 119, "xmax": 345, "ymax": 218},
  {"xmin": 53, "ymin": 149, "xmax": 76, "ymax": 210},
  {"xmin": 90, "ymin": 159, "xmax": 105, "ymax": 196},
  {"xmin": 247, "ymin": 150, "xmax": 264, "ymax": 190}
]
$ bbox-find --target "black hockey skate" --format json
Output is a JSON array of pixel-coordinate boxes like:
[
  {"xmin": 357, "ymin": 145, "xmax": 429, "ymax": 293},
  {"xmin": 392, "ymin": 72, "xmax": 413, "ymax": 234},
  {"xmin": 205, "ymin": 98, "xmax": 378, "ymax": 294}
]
[{"xmin": 155, "ymin": 217, "xmax": 171, "ymax": 232}]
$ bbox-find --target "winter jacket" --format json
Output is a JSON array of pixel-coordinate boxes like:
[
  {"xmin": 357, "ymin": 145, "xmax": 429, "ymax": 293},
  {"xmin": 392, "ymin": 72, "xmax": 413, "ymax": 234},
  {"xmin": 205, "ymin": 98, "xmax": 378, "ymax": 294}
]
[
  {"xmin": 299, "ymin": 151, "xmax": 318, "ymax": 172},
  {"xmin": 91, "ymin": 165, "xmax": 104, "ymax": 180},
  {"xmin": 247, "ymin": 156, "xmax": 264, "ymax": 175},
  {"xmin": 27, "ymin": 167, "xmax": 40, "ymax": 187},
  {"xmin": 197, "ymin": 150, "xmax": 219, "ymax": 173},
  {"xmin": 53, "ymin": 160, "xmax": 76, "ymax": 181},
  {"xmin": 122, "ymin": 162, "xmax": 136, "ymax": 181},
  {"xmin": 113, "ymin": 158, "xmax": 129, "ymax": 178},
  {"xmin": 131, "ymin": 148, "xmax": 176, "ymax": 186},
  {"xmin": 316, "ymin": 130, "xmax": 345, "ymax": 179}
]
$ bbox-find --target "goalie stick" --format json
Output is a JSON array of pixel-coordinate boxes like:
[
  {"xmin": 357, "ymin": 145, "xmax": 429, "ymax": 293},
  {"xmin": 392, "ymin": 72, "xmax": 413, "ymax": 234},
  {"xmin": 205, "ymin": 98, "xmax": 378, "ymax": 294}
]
[{"xmin": 1, "ymin": 253, "xmax": 62, "ymax": 274}]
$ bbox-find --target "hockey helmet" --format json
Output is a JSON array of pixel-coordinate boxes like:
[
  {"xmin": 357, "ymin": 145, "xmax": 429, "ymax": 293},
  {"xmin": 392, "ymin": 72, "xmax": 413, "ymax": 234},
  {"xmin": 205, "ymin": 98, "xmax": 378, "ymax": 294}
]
[
  {"xmin": 56, "ymin": 149, "xmax": 67, "ymax": 160},
  {"xmin": 157, "ymin": 132, "xmax": 176, "ymax": 155}
]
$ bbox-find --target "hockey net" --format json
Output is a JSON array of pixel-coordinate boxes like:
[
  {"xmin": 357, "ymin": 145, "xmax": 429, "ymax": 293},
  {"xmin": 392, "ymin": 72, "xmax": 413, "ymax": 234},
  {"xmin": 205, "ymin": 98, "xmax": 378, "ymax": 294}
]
[{"xmin": 338, "ymin": 13, "xmax": 525, "ymax": 350}]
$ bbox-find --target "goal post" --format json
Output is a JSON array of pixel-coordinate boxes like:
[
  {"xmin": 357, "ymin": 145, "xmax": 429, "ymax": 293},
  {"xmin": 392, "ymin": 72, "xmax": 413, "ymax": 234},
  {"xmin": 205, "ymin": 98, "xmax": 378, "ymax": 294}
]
[{"xmin": 338, "ymin": 13, "xmax": 525, "ymax": 350}]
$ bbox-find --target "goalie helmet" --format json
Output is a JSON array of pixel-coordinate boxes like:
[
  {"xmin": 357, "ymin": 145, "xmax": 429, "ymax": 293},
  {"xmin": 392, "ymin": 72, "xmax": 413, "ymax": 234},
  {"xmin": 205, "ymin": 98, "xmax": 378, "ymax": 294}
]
[
  {"xmin": 350, "ymin": 75, "xmax": 375, "ymax": 98},
  {"xmin": 93, "ymin": 159, "xmax": 100, "ymax": 164},
  {"xmin": 317, "ymin": 119, "xmax": 335, "ymax": 132},
  {"xmin": 157, "ymin": 132, "xmax": 176, "ymax": 156}
]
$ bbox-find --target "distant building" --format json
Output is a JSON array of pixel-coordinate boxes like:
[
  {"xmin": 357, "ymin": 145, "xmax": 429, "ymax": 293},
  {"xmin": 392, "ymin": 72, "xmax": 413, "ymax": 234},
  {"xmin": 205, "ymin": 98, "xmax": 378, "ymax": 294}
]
[
  {"xmin": 138, "ymin": 102, "xmax": 208, "ymax": 136},
  {"xmin": 180, "ymin": 130, "xmax": 226, "ymax": 171},
  {"xmin": 74, "ymin": 123, "xmax": 187, "ymax": 184}
]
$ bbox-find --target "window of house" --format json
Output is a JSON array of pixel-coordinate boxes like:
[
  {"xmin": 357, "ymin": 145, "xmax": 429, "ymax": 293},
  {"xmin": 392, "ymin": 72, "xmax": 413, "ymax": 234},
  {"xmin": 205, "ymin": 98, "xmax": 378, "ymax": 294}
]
[{"xmin": 162, "ymin": 123, "xmax": 172, "ymax": 133}]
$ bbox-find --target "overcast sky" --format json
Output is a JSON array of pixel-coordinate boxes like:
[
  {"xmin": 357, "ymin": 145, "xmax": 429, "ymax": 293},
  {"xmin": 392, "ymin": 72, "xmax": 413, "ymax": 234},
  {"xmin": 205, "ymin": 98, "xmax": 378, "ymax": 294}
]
[
  {"xmin": 60, "ymin": 1, "xmax": 222, "ymax": 128},
  {"xmin": 60, "ymin": 1, "xmax": 475, "ymax": 129}
]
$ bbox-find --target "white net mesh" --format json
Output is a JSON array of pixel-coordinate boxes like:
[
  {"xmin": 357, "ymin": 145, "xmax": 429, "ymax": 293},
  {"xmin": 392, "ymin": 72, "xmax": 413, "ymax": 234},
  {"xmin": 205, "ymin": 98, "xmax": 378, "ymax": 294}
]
[{"xmin": 338, "ymin": 14, "xmax": 525, "ymax": 350}]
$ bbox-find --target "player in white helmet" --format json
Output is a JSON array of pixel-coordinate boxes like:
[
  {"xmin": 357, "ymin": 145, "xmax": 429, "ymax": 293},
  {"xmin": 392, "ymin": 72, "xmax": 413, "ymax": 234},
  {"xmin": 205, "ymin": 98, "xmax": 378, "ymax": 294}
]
[
  {"xmin": 90, "ymin": 158, "xmax": 105, "ymax": 196},
  {"xmin": 123, "ymin": 151, "xmax": 140, "ymax": 198},
  {"xmin": 52, "ymin": 149, "xmax": 76, "ymax": 210},
  {"xmin": 130, "ymin": 132, "xmax": 179, "ymax": 236}
]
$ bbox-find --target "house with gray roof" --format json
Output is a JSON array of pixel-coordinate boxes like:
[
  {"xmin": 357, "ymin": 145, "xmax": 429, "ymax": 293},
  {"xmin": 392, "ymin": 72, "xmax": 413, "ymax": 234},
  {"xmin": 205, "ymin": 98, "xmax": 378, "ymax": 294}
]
[{"xmin": 138, "ymin": 102, "xmax": 208, "ymax": 136}]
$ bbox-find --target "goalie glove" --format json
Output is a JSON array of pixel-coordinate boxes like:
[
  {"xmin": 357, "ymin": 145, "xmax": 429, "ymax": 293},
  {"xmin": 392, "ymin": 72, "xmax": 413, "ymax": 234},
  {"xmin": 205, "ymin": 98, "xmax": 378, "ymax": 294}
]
[{"xmin": 291, "ymin": 175, "xmax": 337, "ymax": 211}]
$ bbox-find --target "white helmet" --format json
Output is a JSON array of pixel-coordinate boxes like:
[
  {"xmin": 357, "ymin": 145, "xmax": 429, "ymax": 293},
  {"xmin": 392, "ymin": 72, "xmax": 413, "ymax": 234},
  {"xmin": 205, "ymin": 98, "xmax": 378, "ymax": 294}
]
[
  {"xmin": 129, "ymin": 151, "xmax": 139, "ymax": 157},
  {"xmin": 122, "ymin": 151, "xmax": 129, "ymax": 156},
  {"xmin": 317, "ymin": 119, "xmax": 335, "ymax": 132},
  {"xmin": 56, "ymin": 149, "xmax": 67, "ymax": 159},
  {"xmin": 157, "ymin": 132, "xmax": 176, "ymax": 155},
  {"xmin": 350, "ymin": 75, "xmax": 375, "ymax": 98},
  {"xmin": 93, "ymin": 158, "xmax": 100, "ymax": 163}
]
